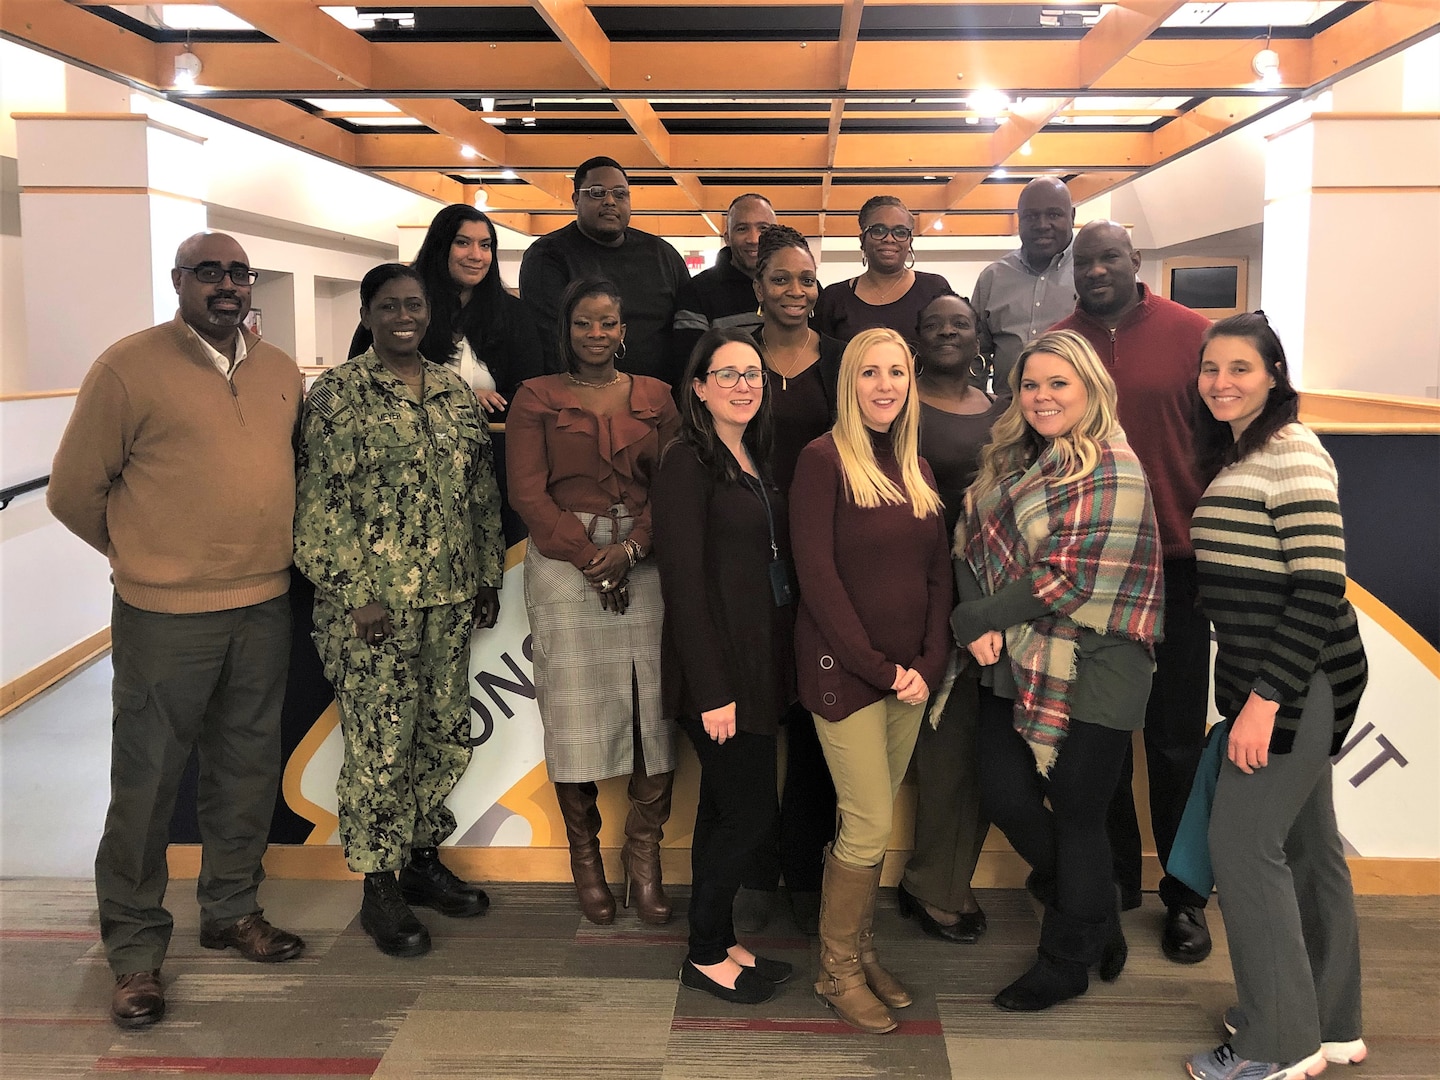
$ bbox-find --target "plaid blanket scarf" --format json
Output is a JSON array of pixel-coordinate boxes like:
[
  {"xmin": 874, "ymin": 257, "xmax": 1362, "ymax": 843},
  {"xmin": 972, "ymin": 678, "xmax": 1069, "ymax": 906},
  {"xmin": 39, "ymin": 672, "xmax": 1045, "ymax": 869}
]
[{"xmin": 964, "ymin": 435, "xmax": 1164, "ymax": 774}]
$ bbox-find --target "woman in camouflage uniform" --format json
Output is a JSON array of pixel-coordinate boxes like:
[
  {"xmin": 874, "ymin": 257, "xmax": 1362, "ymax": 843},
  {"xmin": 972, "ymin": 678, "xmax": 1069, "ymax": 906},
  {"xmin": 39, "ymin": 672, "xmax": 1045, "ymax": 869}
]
[{"xmin": 295, "ymin": 263, "xmax": 505, "ymax": 957}]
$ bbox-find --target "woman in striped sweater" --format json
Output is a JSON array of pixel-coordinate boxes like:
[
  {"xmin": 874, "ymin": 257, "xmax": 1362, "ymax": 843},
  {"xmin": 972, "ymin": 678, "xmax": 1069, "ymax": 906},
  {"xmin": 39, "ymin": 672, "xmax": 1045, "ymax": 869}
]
[{"xmin": 1186, "ymin": 314, "xmax": 1368, "ymax": 1080}]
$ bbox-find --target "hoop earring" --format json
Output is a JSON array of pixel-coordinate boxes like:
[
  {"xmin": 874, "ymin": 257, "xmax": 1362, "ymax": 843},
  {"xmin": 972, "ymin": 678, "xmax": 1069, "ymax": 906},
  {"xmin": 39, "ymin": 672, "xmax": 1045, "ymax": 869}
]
[
  {"xmin": 615, "ymin": 339, "xmax": 627, "ymax": 361},
  {"xmin": 968, "ymin": 354, "xmax": 989, "ymax": 381},
  {"xmin": 860, "ymin": 253, "xmax": 868, "ymax": 269},
  {"xmin": 905, "ymin": 249, "xmax": 916, "ymax": 270},
  {"xmin": 914, "ymin": 362, "xmax": 924, "ymax": 377}
]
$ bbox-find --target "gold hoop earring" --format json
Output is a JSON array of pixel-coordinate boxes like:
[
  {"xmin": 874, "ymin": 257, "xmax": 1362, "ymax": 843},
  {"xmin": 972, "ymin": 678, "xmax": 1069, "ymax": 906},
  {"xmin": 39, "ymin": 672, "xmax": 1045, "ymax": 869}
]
[{"xmin": 615, "ymin": 339, "xmax": 627, "ymax": 361}]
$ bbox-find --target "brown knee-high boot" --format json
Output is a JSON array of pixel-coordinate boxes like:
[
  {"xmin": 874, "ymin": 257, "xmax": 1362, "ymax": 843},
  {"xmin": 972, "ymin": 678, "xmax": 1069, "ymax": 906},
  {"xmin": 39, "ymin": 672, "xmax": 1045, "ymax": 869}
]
[
  {"xmin": 621, "ymin": 767, "xmax": 673, "ymax": 925},
  {"xmin": 859, "ymin": 869, "xmax": 912, "ymax": 1009},
  {"xmin": 815, "ymin": 848, "xmax": 897, "ymax": 1033},
  {"xmin": 554, "ymin": 782, "xmax": 616, "ymax": 925}
]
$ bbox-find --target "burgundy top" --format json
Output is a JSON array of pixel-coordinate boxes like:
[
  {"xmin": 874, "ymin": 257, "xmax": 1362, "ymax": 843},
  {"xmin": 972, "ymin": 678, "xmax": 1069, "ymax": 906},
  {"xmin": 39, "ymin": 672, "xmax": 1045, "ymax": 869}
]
[
  {"xmin": 506, "ymin": 373, "xmax": 681, "ymax": 567},
  {"xmin": 789, "ymin": 430, "xmax": 952, "ymax": 721},
  {"xmin": 1050, "ymin": 284, "xmax": 1211, "ymax": 559},
  {"xmin": 653, "ymin": 442, "xmax": 796, "ymax": 735}
]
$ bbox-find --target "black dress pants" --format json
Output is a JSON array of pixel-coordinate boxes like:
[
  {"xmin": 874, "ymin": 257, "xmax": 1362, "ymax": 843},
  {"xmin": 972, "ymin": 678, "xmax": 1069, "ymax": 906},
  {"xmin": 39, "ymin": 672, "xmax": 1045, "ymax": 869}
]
[
  {"xmin": 1106, "ymin": 557, "xmax": 1212, "ymax": 909},
  {"xmin": 679, "ymin": 714, "xmax": 779, "ymax": 964},
  {"xmin": 742, "ymin": 700, "xmax": 836, "ymax": 894}
]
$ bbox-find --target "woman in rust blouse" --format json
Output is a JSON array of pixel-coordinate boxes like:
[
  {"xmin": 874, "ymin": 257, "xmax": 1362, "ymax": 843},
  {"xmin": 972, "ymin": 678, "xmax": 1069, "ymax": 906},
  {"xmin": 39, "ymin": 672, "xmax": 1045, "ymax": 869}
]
[{"xmin": 506, "ymin": 278, "xmax": 681, "ymax": 927}]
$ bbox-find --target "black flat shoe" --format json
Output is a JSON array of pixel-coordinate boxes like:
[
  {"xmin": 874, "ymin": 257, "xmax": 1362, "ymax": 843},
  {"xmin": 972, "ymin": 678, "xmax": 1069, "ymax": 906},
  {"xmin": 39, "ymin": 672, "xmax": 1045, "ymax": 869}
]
[
  {"xmin": 741, "ymin": 953, "xmax": 793, "ymax": 984},
  {"xmin": 680, "ymin": 959, "xmax": 775, "ymax": 1005},
  {"xmin": 897, "ymin": 882, "xmax": 984, "ymax": 944},
  {"xmin": 1162, "ymin": 903, "xmax": 1212, "ymax": 964}
]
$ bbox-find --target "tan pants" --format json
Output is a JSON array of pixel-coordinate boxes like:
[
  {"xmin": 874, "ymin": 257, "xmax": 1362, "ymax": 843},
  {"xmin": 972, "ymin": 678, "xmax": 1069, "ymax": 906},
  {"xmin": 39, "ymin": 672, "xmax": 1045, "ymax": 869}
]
[{"xmin": 813, "ymin": 695, "xmax": 925, "ymax": 867}]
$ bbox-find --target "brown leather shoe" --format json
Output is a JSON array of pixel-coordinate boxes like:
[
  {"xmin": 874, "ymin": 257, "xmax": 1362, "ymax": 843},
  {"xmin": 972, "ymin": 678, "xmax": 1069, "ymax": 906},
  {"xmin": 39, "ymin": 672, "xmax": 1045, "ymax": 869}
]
[
  {"xmin": 199, "ymin": 912, "xmax": 305, "ymax": 962},
  {"xmin": 111, "ymin": 969, "xmax": 164, "ymax": 1029}
]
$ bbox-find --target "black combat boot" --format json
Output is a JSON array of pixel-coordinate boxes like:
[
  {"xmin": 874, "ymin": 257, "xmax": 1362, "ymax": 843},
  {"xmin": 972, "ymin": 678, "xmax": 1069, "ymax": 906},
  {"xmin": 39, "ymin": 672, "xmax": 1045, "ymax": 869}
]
[
  {"xmin": 400, "ymin": 847, "xmax": 489, "ymax": 917},
  {"xmin": 361, "ymin": 871, "xmax": 431, "ymax": 957}
]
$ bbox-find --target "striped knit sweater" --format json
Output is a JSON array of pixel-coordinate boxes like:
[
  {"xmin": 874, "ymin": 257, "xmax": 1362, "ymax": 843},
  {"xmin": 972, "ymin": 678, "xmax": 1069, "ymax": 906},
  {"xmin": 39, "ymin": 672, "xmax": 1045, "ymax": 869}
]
[{"xmin": 1191, "ymin": 423, "xmax": 1367, "ymax": 754}]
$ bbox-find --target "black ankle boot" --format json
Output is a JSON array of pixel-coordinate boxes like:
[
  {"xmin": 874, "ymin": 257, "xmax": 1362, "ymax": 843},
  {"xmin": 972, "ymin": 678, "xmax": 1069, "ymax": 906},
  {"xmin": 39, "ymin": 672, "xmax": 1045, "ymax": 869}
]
[
  {"xmin": 993, "ymin": 952, "xmax": 1089, "ymax": 1011},
  {"xmin": 361, "ymin": 872, "xmax": 431, "ymax": 957},
  {"xmin": 400, "ymin": 847, "xmax": 489, "ymax": 918}
]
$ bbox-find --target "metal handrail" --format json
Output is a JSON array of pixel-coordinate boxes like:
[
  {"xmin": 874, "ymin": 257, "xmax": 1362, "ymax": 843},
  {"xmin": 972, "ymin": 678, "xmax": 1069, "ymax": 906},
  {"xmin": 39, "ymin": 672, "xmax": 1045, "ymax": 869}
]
[{"xmin": 0, "ymin": 475, "xmax": 49, "ymax": 510}]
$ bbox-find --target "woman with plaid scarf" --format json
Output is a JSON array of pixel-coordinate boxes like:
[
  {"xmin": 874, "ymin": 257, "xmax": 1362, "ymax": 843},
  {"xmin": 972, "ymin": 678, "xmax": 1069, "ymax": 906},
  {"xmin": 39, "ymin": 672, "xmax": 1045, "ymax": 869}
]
[{"xmin": 951, "ymin": 329, "xmax": 1164, "ymax": 1012}]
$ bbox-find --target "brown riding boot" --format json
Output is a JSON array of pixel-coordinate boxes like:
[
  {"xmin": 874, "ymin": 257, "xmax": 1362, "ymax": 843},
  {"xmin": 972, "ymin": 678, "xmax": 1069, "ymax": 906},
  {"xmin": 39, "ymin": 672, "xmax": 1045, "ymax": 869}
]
[
  {"xmin": 859, "ymin": 870, "xmax": 912, "ymax": 1009},
  {"xmin": 554, "ymin": 781, "xmax": 616, "ymax": 925},
  {"xmin": 814, "ymin": 849, "xmax": 898, "ymax": 1034},
  {"xmin": 620, "ymin": 767, "xmax": 673, "ymax": 925}
]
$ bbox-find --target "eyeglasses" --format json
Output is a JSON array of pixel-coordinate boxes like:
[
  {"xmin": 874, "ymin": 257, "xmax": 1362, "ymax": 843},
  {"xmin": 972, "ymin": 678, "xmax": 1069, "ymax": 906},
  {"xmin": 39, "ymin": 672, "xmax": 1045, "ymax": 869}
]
[
  {"xmin": 579, "ymin": 186, "xmax": 631, "ymax": 202},
  {"xmin": 708, "ymin": 368, "xmax": 768, "ymax": 389},
  {"xmin": 862, "ymin": 224, "xmax": 913, "ymax": 243},
  {"xmin": 177, "ymin": 263, "xmax": 259, "ymax": 285}
]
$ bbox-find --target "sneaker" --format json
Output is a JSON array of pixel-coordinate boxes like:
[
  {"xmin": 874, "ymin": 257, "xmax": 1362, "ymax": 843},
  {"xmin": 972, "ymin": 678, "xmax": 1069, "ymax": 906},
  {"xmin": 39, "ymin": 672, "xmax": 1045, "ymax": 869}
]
[
  {"xmin": 1225, "ymin": 1008, "xmax": 1366, "ymax": 1066},
  {"xmin": 1186, "ymin": 1043, "xmax": 1326, "ymax": 1080},
  {"xmin": 399, "ymin": 848, "xmax": 489, "ymax": 918}
]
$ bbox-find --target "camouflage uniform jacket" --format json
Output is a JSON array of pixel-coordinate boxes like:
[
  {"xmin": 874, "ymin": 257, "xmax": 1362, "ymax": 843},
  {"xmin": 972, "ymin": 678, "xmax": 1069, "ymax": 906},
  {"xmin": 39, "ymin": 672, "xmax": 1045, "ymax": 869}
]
[{"xmin": 294, "ymin": 347, "xmax": 504, "ymax": 613}]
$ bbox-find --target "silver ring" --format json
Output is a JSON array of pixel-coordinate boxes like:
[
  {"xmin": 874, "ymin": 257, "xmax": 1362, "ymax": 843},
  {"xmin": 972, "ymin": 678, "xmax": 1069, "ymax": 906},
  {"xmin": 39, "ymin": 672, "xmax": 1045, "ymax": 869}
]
[{"xmin": 600, "ymin": 579, "xmax": 613, "ymax": 590}]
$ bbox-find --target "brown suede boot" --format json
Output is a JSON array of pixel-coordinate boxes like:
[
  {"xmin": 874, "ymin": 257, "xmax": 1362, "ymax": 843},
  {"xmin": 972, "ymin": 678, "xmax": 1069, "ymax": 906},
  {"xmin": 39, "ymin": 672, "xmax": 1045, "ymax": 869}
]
[
  {"xmin": 814, "ymin": 849, "xmax": 897, "ymax": 1034},
  {"xmin": 859, "ymin": 872, "xmax": 912, "ymax": 1009},
  {"xmin": 554, "ymin": 781, "xmax": 615, "ymax": 925},
  {"xmin": 620, "ymin": 768, "xmax": 674, "ymax": 925}
]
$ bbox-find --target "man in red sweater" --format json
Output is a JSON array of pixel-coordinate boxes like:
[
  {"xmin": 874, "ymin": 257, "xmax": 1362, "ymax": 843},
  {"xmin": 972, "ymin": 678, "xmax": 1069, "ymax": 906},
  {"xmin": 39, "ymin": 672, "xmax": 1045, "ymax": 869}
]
[
  {"xmin": 1051, "ymin": 220, "xmax": 1215, "ymax": 965},
  {"xmin": 49, "ymin": 233, "xmax": 306, "ymax": 1029}
]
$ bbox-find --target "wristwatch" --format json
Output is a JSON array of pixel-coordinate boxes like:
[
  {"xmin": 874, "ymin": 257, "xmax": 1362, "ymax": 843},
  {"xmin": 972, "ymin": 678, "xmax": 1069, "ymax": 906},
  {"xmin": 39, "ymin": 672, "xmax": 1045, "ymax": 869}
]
[{"xmin": 1251, "ymin": 679, "xmax": 1283, "ymax": 704}]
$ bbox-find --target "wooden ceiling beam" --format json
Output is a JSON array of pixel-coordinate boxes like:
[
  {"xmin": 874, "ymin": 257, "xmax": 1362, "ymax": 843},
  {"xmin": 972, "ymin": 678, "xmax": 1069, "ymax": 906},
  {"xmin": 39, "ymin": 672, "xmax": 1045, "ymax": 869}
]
[
  {"xmin": 373, "ymin": 169, "xmax": 467, "ymax": 205},
  {"xmin": 836, "ymin": 0, "xmax": 865, "ymax": 89},
  {"xmin": 1149, "ymin": 95, "xmax": 1278, "ymax": 158},
  {"xmin": 529, "ymin": 0, "xmax": 612, "ymax": 86},
  {"xmin": 217, "ymin": 0, "xmax": 372, "ymax": 88},
  {"xmin": 2, "ymin": 0, "xmax": 163, "ymax": 87},
  {"xmin": 1078, "ymin": 0, "xmax": 1187, "ymax": 87},
  {"xmin": 383, "ymin": 97, "xmax": 509, "ymax": 164},
  {"xmin": 186, "ymin": 97, "xmax": 358, "ymax": 162},
  {"xmin": 1066, "ymin": 171, "xmax": 1139, "ymax": 205},
  {"xmin": 1305, "ymin": 0, "xmax": 1440, "ymax": 86}
]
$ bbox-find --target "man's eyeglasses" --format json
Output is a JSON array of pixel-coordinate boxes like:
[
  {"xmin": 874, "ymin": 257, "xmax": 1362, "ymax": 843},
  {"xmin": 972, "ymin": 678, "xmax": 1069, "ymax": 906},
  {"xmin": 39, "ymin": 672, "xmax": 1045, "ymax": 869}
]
[
  {"xmin": 177, "ymin": 263, "xmax": 260, "ymax": 285},
  {"xmin": 579, "ymin": 186, "xmax": 631, "ymax": 202},
  {"xmin": 862, "ymin": 224, "xmax": 913, "ymax": 243},
  {"xmin": 708, "ymin": 368, "xmax": 768, "ymax": 389}
]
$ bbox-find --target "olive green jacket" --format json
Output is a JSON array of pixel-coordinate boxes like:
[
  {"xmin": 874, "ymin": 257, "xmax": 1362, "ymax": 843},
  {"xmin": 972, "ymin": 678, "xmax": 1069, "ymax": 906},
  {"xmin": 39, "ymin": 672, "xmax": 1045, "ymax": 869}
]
[{"xmin": 294, "ymin": 348, "xmax": 504, "ymax": 612}]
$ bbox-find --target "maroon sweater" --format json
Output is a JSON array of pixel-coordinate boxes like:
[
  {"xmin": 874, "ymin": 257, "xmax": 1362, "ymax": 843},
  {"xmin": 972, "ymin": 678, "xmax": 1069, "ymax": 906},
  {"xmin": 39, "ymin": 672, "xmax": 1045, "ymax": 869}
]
[
  {"xmin": 1051, "ymin": 284, "xmax": 1210, "ymax": 559},
  {"xmin": 789, "ymin": 430, "xmax": 952, "ymax": 721}
]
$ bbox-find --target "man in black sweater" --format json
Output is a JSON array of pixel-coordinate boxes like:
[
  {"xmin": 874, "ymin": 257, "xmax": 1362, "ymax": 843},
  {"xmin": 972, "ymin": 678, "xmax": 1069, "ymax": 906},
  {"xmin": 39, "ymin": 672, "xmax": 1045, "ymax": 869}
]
[
  {"xmin": 692, "ymin": 193, "xmax": 777, "ymax": 335},
  {"xmin": 519, "ymin": 156, "xmax": 706, "ymax": 387}
]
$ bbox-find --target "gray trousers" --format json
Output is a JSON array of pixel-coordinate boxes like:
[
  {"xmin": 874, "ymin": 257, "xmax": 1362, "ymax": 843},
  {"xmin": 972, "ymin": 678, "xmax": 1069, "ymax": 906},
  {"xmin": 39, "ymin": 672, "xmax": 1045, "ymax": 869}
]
[
  {"xmin": 901, "ymin": 670, "xmax": 988, "ymax": 911},
  {"xmin": 1210, "ymin": 675, "xmax": 1363, "ymax": 1062},
  {"xmin": 97, "ymin": 593, "xmax": 290, "ymax": 975}
]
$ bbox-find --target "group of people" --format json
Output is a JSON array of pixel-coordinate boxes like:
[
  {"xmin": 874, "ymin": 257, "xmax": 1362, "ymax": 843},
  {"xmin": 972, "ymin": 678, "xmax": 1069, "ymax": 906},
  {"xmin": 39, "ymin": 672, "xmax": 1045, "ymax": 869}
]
[{"xmin": 47, "ymin": 158, "xmax": 1367, "ymax": 1080}]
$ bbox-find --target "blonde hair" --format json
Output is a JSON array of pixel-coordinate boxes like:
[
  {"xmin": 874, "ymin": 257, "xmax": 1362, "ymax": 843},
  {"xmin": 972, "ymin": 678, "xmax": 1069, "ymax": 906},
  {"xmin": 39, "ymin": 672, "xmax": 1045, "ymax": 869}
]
[
  {"xmin": 832, "ymin": 328, "xmax": 943, "ymax": 519},
  {"xmin": 966, "ymin": 330, "xmax": 1122, "ymax": 516}
]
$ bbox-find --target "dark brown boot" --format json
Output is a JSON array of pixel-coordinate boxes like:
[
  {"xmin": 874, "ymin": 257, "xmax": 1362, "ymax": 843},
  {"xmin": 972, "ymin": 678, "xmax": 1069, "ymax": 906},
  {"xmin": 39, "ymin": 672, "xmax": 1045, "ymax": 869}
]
[
  {"xmin": 814, "ymin": 849, "xmax": 897, "ymax": 1034},
  {"xmin": 111, "ymin": 969, "xmax": 164, "ymax": 1029},
  {"xmin": 621, "ymin": 768, "xmax": 673, "ymax": 925},
  {"xmin": 859, "ymin": 873, "xmax": 911, "ymax": 1009},
  {"xmin": 554, "ymin": 781, "xmax": 615, "ymax": 925}
]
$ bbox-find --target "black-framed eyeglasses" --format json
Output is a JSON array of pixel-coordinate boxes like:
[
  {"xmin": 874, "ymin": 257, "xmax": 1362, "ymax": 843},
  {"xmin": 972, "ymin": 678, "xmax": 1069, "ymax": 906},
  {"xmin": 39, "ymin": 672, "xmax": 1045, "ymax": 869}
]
[
  {"xmin": 177, "ymin": 263, "xmax": 259, "ymax": 285},
  {"xmin": 708, "ymin": 368, "xmax": 767, "ymax": 389},
  {"xmin": 580, "ymin": 185, "xmax": 631, "ymax": 202},
  {"xmin": 863, "ymin": 224, "xmax": 913, "ymax": 243}
]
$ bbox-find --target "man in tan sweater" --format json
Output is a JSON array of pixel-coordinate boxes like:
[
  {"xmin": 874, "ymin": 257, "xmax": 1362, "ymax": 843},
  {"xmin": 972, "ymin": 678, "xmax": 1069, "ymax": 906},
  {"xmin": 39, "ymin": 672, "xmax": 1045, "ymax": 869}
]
[{"xmin": 49, "ymin": 232, "xmax": 306, "ymax": 1029}]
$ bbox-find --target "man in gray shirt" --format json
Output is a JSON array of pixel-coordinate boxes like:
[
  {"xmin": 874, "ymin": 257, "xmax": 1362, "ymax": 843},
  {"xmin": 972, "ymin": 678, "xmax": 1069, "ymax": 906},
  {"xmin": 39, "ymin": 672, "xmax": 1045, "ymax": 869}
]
[{"xmin": 971, "ymin": 176, "xmax": 1078, "ymax": 394}]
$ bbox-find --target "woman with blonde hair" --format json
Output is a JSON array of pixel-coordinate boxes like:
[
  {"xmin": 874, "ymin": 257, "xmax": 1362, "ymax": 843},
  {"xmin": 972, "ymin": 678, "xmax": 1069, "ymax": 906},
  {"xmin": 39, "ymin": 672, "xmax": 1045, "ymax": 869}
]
[
  {"xmin": 952, "ymin": 329, "xmax": 1164, "ymax": 1012},
  {"xmin": 789, "ymin": 327, "xmax": 952, "ymax": 1033}
]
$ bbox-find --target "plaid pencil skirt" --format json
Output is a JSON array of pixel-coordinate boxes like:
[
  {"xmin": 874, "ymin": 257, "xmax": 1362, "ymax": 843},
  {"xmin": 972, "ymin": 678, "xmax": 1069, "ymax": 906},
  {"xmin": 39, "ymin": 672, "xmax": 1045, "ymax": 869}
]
[{"xmin": 522, "ymin": 506, "xmax": 674, "ymax": 783}]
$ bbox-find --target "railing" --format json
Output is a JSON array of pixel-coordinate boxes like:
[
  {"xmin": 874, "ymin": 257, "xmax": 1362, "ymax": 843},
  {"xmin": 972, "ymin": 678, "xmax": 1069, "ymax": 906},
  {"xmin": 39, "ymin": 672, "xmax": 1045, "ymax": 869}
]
[{"xmin": 0, "ymin": 476, "xmax": 49, "ymax": 511}]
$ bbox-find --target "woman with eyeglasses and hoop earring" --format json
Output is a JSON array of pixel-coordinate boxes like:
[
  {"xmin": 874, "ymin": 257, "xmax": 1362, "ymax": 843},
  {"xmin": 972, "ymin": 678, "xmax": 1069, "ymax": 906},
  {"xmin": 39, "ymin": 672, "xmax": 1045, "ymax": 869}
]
[{"xmin": 813, "ymin": 195, "xmax": 953, "ymax": 345}]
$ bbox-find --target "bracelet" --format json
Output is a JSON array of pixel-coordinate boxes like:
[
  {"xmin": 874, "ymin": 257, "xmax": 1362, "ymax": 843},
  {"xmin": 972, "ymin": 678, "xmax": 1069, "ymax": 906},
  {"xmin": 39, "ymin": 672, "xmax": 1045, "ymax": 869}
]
[{"xmin": 621, "ymin": 538, "xmax": 642, "ymax": 567}]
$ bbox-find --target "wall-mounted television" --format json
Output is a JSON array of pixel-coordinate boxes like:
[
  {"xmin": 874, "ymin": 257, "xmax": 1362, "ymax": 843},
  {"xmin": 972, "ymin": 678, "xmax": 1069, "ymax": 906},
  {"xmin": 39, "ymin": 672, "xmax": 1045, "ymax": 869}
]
[{"xmin": 1161, "ymin": 256, "xmax": 1248, "ymax": 320}]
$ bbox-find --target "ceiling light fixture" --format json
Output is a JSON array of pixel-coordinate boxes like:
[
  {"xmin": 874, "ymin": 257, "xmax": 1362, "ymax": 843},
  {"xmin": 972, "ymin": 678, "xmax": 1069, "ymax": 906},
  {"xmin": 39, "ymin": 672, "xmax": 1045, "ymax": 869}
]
[
  {"xmin": 173, "ymin": 48, "xmax": 202, "ymax": 87},
  {"xmin": 473, "ymin": 186, "xmax": 489, "ymax": 209},
  {"xmin": 461, "ymin": 145, "xmax": 478, "ymax": 159},
  {"xmin": 1253, "ymin": 30, "xmax": 1280, "ymax": 89},
  {"xmin": 968, "ymin": 89, "xmax": 1011, "ymax": 119},
  {"xmin": 1020, "ymin": 140, "xmax": 1034, "ymax": 156}
]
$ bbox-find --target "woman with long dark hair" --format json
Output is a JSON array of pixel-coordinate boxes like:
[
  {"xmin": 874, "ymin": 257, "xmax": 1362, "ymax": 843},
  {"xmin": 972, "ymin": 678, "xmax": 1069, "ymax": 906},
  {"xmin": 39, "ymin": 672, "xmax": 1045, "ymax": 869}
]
[
  {"xmin": 350, "ymin": 204, "xmax": 542, "ymax": 415},
  {"xmin": 653, "ymin": 328, "xmax": 797, "ymax": 1004},
  {"xmin": 954, "ymin": 330, "xmax": 1163, "ymax": 1012},
  {"xmin": 506, "ymin": 277, "xmax": 681, "ymax": 928},
  {"xmin": 1184, "ymin": 314, "xmax": 1366, "ymax": 1080}
]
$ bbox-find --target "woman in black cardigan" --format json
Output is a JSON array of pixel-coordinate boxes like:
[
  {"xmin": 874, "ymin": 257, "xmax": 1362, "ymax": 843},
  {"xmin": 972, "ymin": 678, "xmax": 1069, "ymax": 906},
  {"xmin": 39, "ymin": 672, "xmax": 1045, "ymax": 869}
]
[{"xmin": 653, "ymin": 327, "xmax": 798, "ymax": 1005}]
